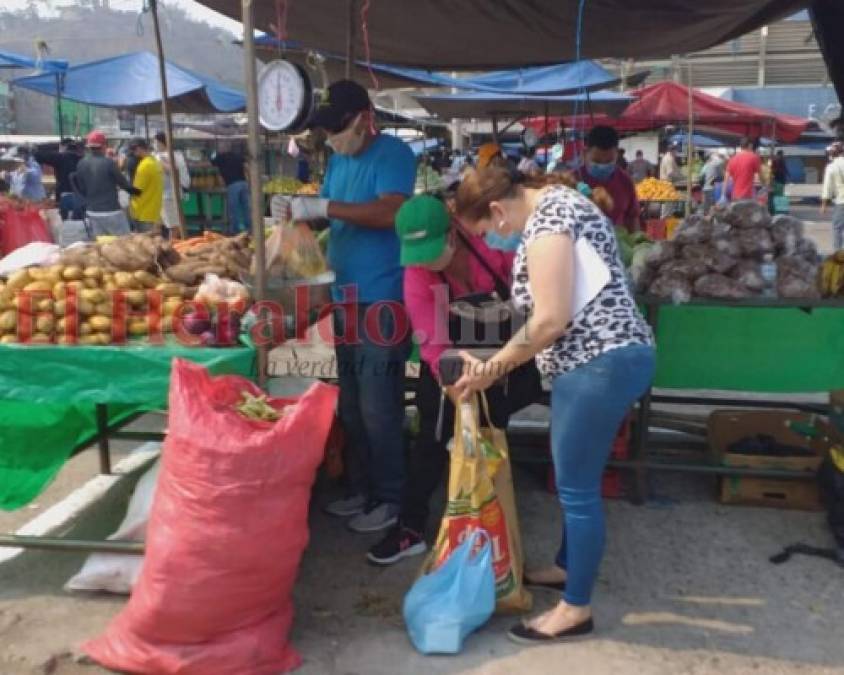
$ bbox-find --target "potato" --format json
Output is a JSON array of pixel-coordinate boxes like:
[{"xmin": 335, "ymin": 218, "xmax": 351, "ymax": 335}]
[
  {"xmin": 77, "ymin": 299, "xmax": 96, "ymax": 317},
  {"xmin": 28, "ymin": 333, "xmax": 52, "ymax": 344},
  {"xmin": 79, "ymin": 321, "xmax": 92, "ymax": 336},
  {"xmin": 134, "ymin": 270, "xmax": 159, "ymax": 289},
  {"xmin": 56, "ymin": 335, "xmax": 77, "ymax": 345},
  {"xmin": 35, "ymin": 316, "xmax": 54, "ymax": 334},
  {"xmin": 53, "ymin": 281, "xmax": 67, "ymax": 300},
  {"xmin": 93, "ymin": 332, "xmax": 112, "ymax": 345},
  {"xmin": 41, "ymin": 266, "xmax": 63, "ymax": 286},
  {"xmin": 23, "ymin": 281, "xmax": 52, "ymax": 294},
  {"xmin": 0, "ymin": 309, "xmax": 16, "ymax": 332},
  {"xmin": 62, "ymin": 265, "xmax": 84, "ymax": 281},
  {"xmin": 128, "ymin": 318, "xmax": 149, "ymax": 336},
  {"xmin": 114, "ymin": 271, "xmax": 140, "ymax": 290},
  {"xmin": 104, "ymin": 281, "xmax": 118, "ymax": 292},
  {"xmin": 155, "ymin": 282, "xmax": 184, "ymax": 298},
  {"xmin": 161, "ymin": 316, "xmax": 173, "ymax": 333},
  {"xmin": 27, "ymin": 267, "xmax": 45, "ymax": 281},
  {"xmin": 36, "ymin": 298, "xmax": 54, "ymax": 313},
  {"xmin": 80, "ymin": 288, "xmax": 105, "ymax": 305},
  {"xmin": 65, "ymin": 280, "xmax": 85, "ymax": 292},
  {"xmin": 78, "ymin": 334, "xmax": 102, "ymax": 346},
  {"xmin": 163, "ymin": 297, "xmax": 183, "ymax": 316},
  {"xmin": 0, "ymin": 335, "xmax": 17, "ymax": 344},
  {"xmin": 123, "ymin": 290, "xmax": 148, "ymax": 308},
  {"xmin": 83, "ymin": 266, "xmax": 104, "ymax": 281},
  {"xmin": 89, "ymin": 316, "xmax": 112, "ymax": 332},
  {"xmin": 82, "ymin": 277, "xmax": 99, "ymax": 289},
  {"xmin": 54, "ymin": 299, "xmax": 67, "ymax": 317},
  {"xmin": 7, "ymin": 269, "xmax": 31, "ymax": 291},
  {"xmin": 94, "ymin": 302, "xmax": 113, "ymax": 317}
]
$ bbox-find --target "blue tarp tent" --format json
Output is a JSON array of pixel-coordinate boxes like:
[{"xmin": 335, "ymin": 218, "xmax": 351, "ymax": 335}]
[
  {"xmin": 414, "ymin": 90, "xmax": 632, "ymax": 120},
  {"xmin": 13, "ymin": 51, "xmax": 244, "ymax": 114},
  {"xmin": 251, "ymin": 36, "xmax": 624, "ymax": 95},
  {"xmin": 0, "ymin": 49, "xmax": 67, "ymax": 73}
]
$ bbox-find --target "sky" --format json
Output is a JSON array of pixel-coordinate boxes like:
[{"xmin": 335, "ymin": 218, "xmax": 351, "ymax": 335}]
[{"xmin": 2, "ymin": 0, "xmax": 243, "ymax": 36}]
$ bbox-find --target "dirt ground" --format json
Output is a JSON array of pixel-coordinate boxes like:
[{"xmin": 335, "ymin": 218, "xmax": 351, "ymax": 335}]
[{"xmin": 0, "ymin": 208, "xmax": 841, "ymax": 674}]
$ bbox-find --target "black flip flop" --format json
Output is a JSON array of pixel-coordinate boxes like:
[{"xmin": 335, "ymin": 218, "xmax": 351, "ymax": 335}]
[
  {"xmin": 523, "ymin": 574, "xmax": 566, "ymax": 592},
  {"xmin": 507, "ymin": 618, "xmax": 594, "ymax": 645}
]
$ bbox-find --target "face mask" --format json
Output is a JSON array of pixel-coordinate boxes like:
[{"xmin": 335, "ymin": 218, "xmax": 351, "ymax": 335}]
[
  {"xmin": 425, "ymin": 242, "xmax": 455, "ymax": 272},
  {"xmin": 485, "ymin": 230, "xmax": 522, "ymax": 252},
  {"xmin": 587, "ymin": 161, "xmax": 616, "ymax": 181},
  {"xmin": 327, "ymin": 114, "xmax": 366, "ymax": 155}
]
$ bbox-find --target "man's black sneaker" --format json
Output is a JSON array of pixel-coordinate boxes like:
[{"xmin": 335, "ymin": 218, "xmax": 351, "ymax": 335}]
[{"xmin": 367, "ymin": 526, "xmax": 427, "ymax": 566}]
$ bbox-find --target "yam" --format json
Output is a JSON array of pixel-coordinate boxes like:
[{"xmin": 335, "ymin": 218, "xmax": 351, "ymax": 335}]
[
  {"xmin": 62, "ymin": 266, "xmax": 84, "ymax": 281},
  {"xmin": 101, "ymin": 242, "xmax": 146, "ymax": 271},
  {"xmin": 6, "ymin": 270, "xmax": 31, "ymax": 291},
  {"xmin": 0, "ymin": 310, "xmax": 16, "ymax": 332},
  {"xmin": 0, "ymin": 335, "xmax": 17, "ymax": 344},
  {"xmin": 80, "ymin": 289, "xmax": 106, "ymax": 305},
  {"xmin": 89, "ymin": 316, "xmax": 112, "ymax": 332},
  {"xmin": 35, "ymin": 316, "xmax": 54, "ymax": 334},
  {"xmin": 164, "ymin": 263, "xmax": 203, "ymax": 285}
]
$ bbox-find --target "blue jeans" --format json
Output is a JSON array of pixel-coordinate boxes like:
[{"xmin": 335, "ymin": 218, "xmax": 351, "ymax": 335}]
[
  {"xmin": 550, "ymin": 344, "xmax": 656, "ymax": 606},
  {"xmin": 334, "ymin": 303, "xmax": 411, "ymax": 504},
  {"xmin": 226, "ymin": 180, "xmax": 250, "ymax": 233}
]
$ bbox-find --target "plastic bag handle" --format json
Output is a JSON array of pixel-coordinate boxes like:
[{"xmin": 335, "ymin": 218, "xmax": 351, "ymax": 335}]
[{"xmin": 460, "ymin": 529, "xmax": 491, "ymax": 567}]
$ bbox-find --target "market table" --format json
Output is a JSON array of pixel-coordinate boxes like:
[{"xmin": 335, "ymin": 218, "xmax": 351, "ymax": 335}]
[
  {"xmin": 0, "ymin": 340, "xmax": 256, "ymax": 550},
  {"xmin": 621, "ymin": 296, "xmax": 844, "ymax": 501}
]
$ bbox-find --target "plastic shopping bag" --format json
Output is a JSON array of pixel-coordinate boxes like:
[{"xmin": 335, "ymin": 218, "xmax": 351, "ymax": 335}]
[
  {"xmin": 84, "ymin": 359, "xmax": 339, "ymax": 675},
  {"xmin": 65, "ymin": 460, "xmax": 159, "ymax": 594},
  {"xmin": 403, "ymin": 529, "xmax": 495, "ymax": 654},
  {"xmin": 422, "ymin": 395, "xmax": 532, "ymax": 614}
]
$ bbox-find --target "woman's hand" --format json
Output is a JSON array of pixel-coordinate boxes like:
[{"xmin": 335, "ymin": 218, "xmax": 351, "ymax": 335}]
[{"xmin": 454, "ymin": 350, "xmax": 500, "ymax": 400}]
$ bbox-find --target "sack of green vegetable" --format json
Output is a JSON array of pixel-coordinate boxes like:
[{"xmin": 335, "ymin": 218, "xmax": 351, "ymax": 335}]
[{"xmin": 84, "ymin": 360, "xmax": 339, "ymax": 675}]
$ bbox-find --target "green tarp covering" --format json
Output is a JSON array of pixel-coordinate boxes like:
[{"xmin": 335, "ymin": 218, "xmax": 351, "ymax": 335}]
[
  {"xmin": 652, "ymin": 305, "xmax": 844, "ymax": 392},
  {"xmin": 0, "ymin": 342, "xmax": 256, "ymax": 510}
]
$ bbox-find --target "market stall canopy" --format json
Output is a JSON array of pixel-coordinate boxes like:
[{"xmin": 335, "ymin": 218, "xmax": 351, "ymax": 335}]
[
  {"xmin": 616, "ymin": 82, "xmax": 809, "ymax": 143},
  {"xmin": 12, "ymin": 52, "xmax": 245, "ymax": 114},
  {"xmin": 250, "ymin": 36, "xmax": 628, "ymax": 95},
  {"xmin": 0, "ymin": 49, "xmax": 67, "ymax": 73},
  {"xmin": 522, "ymin": 82, "xmax": 810, "ymax": 143},
  {"xmin": 415, "ymin": 91, "xmax": 632, "ymax": 121}
]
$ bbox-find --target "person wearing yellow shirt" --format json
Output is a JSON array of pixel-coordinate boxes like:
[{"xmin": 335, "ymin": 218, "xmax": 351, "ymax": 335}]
[{"xmin": 128, "ymin": 137, "xmax": 164, "ymax": 233}]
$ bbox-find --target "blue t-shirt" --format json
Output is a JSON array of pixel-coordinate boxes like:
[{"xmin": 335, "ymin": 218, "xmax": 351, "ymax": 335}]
[{"xmin": 322, "ymin": 134, "xmax": 415, "ymax": 303}]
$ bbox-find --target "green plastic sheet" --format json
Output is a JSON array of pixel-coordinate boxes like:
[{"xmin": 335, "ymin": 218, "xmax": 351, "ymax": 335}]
[
  {"xmin": 0, "ymin": 341, "xmax": 256, "ymax": 510},
  {"xmin": 652, "ymin": 305, "xmax": 844, "ymax": 392}
]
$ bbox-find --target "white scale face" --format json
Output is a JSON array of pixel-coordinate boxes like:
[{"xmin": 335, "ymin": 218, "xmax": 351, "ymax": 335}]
[{"xmin": 258, "ymin": 60, "xmax": 307, "ymax": 131}]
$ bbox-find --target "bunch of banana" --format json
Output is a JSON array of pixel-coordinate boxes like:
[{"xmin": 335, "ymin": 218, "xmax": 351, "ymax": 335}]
[{"xmin": 819, "ymin": 250, "xmax": 844, "ymax": 296}]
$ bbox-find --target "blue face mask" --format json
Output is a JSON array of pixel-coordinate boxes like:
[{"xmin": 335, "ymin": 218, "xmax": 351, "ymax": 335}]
[
  {"xmin": 485, "ymin": 230, "xmax": 522, "ymax": 252},
  {"xmin": 587, "ymin": 161, "xmax": 616, "ymax": 181}
]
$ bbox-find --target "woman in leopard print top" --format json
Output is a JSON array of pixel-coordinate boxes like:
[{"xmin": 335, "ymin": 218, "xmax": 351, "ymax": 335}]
[{"xmin": 454, "ymin": 166, "xmax": 655, "ymax": 645}]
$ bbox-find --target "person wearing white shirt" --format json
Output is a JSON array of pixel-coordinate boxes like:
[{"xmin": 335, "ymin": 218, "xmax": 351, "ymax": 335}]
[
  {"xmin": 821, "ymin": 142, "xmax": 844, "ymax": 250},
  {"xmin": 153, "ymin": 132, "xmax": 189, "ymax": 240}
]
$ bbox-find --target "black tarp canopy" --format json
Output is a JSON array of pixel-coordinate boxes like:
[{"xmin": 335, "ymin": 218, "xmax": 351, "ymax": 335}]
[{"xmin": 200, "ymin": 1, "xmax": 843, "ymax": 103}]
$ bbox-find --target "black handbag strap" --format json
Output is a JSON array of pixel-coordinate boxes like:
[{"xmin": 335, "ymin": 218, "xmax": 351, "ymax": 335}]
[{"xmin": 454, "ymin": 229, "xmax": 511, "ymax": 301}]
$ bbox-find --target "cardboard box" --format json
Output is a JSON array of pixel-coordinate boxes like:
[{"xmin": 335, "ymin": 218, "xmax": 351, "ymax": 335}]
[{"xmin": 708, "ymin": 410, "xmax": 836, "ymax": 511}]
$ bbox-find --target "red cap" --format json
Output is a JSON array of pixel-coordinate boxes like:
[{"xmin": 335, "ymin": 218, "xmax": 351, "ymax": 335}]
[{"xmin": 86, "ymin": 130, "xmax": 106, "ymax": 148}]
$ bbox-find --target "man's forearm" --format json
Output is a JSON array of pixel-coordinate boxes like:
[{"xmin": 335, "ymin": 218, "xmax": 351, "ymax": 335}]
[{"xmin": 327, "ymin": 199, "xmax": 403, "ymax": 229}]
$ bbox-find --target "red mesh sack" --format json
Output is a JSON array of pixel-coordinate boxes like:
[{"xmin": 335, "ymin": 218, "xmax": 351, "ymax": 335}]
[{"xmin": 84, "ymin": 359, "xmax": 339, "ymax": 674}]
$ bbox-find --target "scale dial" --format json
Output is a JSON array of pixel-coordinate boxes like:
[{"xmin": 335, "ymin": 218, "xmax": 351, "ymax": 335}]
[{"xmin": 257, "ymin": 60, "xmax": 311, "ymax": 132}]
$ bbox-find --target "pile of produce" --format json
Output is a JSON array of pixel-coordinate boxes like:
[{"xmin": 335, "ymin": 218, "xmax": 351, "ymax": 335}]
[
  {"xmin": 633, "ymin": 200, "xmax": 821, "ymax": 303},
  {"xmin": 819, "ymin": 251, "xmax": 844, "ymax": 298},
  {"xmin": 0, "ymin": 232, "xmax": 254, "ymax": 346},
  {"xmin": 636, "ymin": 178, "xmax": 682, "ymax": 202},
  {"xmin": 263, "ymin": 177, "xmax": 321, "ymax": 195},
  {"xmin": 614, "ymin": 227, "xmax": 653, "ymax": 268}
]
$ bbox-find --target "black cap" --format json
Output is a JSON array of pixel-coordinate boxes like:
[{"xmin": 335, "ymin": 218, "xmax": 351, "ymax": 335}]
[{"xmin": 310, "ymin": 80, "xmax": 371, "ymax": 134}]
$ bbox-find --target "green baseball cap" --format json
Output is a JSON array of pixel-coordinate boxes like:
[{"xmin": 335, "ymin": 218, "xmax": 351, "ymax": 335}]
[{"xmin": 396, "ymin": 195, "xmax": 450, "ymax": 266}]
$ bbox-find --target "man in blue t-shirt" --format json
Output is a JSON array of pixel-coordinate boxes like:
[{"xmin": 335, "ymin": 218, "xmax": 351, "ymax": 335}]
[{"xmin": 290, "ymin": 80, "xmax": 415, "ymax": 535}]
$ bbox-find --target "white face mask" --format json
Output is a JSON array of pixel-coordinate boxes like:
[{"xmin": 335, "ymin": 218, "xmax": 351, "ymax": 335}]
[{"xmin": 326, "ymin": 114, "xmax": 366, "ymax": 156}]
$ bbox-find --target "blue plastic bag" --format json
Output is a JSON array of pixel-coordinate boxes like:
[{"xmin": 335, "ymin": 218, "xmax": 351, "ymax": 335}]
[{"xmin": 402, "ymin": 529, "xmax": 495, "ymax": 655}]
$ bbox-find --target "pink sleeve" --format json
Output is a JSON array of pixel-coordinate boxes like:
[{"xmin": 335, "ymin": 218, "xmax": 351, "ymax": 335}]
[{"xmin": 404, "ymin": 268, "xmax": 451, "ymax": 379}]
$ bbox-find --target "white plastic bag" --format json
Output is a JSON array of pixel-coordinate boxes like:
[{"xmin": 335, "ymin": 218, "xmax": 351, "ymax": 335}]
[{"xmin": 64, "ymin": 461, "xmax": 159, "ymax": 594}]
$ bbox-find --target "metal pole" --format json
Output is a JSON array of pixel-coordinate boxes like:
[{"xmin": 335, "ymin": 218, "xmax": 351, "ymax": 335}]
[
  {"xmin": 243, "ymin": 0, "xmax": 268, "ymax": 389},
  {"xmin": 491, "ymin": 114, "xmax": 499, "ymax": 144},
  {"xmin": 0, "ymin": 535, "xmax": 144, "ymax": 554},
  {"xmin": 144, "ymin": 110, "xmax": 149, "ymax": 141},
  {"xmin": 345, "ymin": 0, "xmax": 358, "ymax": 80},
  {"xmin": 686, "ymin": 59, "xmax": 695, "ymax": 217},
  {"xmin": 55, "ymin": 73, "xmax": 64, "ymax": 139},
  {"xmin": 149, "ymin": 0, "xmax": 185, "ymax": 233}
]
